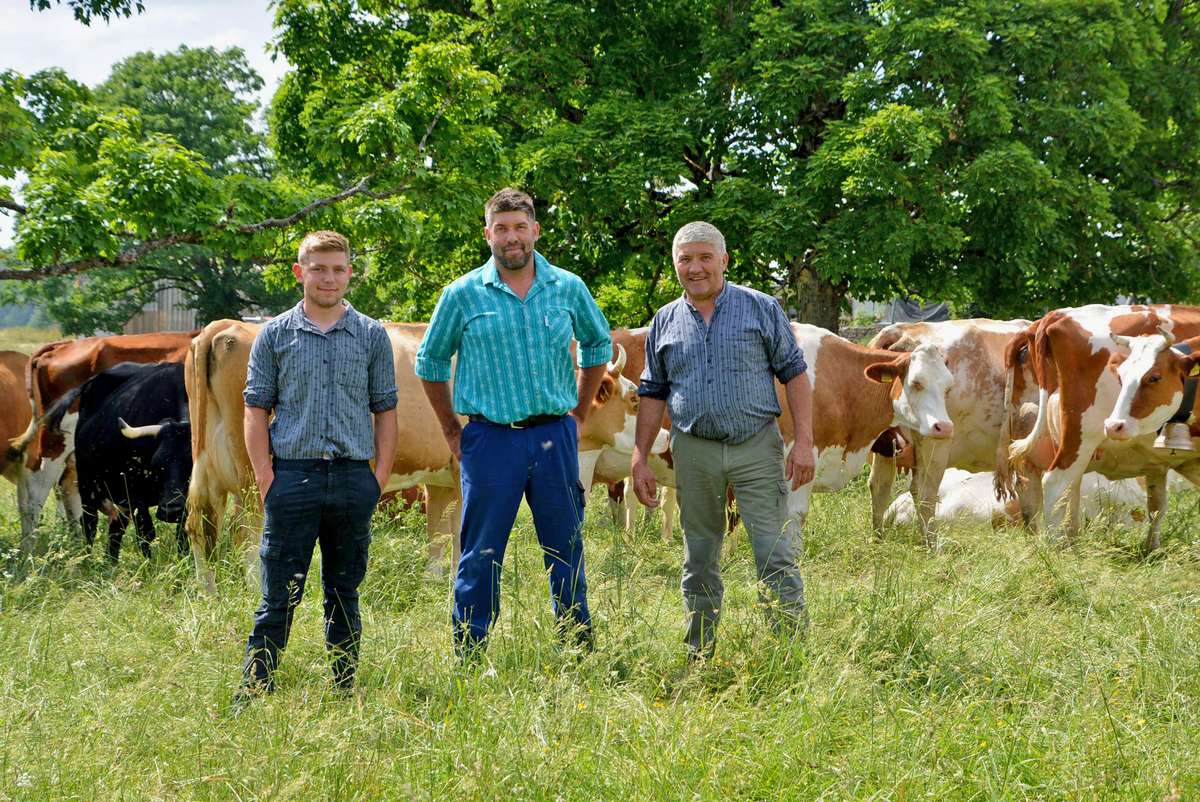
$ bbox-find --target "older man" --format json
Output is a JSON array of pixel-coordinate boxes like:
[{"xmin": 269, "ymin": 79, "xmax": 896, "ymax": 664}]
[{"xmin": 631, "ymin": 221, "xmax": 814, "ymax": 661}]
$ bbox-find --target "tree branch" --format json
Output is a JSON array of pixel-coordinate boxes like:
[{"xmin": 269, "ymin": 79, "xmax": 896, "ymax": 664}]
[{"xmin": 0, "ymin": 197, "xmax": 26, "ymax": 214}]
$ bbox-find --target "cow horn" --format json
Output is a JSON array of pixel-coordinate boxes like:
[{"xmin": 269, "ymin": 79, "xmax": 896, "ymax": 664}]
[
  {"xmin": 1111, "ymin": 334, "xmax": 1132, "ymax": 348},
  {"xmin": 118, "ymin": 417, "xmax": 163, "ymax": 439},
  {"xmin": 608, "ymin": 343, "xmax": 627, "ymax": 376},
  {"xmin": 1157, "ymin": 324, "xmax": 1175, "ymax": 346}
]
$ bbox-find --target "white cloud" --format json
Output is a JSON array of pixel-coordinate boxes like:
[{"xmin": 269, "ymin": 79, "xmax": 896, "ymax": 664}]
[{"xmin": 1, "ymin": 0, "xmax": 289, "ymax": 248}]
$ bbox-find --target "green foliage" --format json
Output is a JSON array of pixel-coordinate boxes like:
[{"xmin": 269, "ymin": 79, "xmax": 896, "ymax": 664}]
[{"xmin": 27, "ymin": 0, "xmax": 143, "ymax": 25}]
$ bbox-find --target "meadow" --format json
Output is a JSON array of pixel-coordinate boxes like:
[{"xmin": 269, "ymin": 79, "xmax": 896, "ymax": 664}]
[{"xmin": 1, "ymin": 472, "xmax": 1198, "ymax": 801}]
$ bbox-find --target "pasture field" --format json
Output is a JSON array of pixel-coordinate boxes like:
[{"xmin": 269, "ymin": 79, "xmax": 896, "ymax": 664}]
[{"xmin": 1, "ymin": 477, "xmax": 1199, "ymax": 802}]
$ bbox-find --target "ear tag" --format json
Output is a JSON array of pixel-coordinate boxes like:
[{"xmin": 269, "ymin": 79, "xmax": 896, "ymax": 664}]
[
  {"xmin": 879, "ymin": 374, "xmax": 894, "ymax": 384},
  {"xmin": 1189, "ymin": 364, "xmax": 1199, "ymax": 378}
]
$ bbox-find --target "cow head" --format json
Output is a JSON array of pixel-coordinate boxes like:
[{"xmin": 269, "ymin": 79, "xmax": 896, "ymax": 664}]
[
  {"xmin": 577, "ymin": 345, "xmax": 667, "ymax": 455},
  {"xmin": 119, "ymin": 417, "xmax": 193, "ymax": 522},
  {"xmin": 864, "ymin": 343, "xmax": 955, "ymax": 439},
  {"xmin": 1104, "ymin": 333, "xmax": 1200, "ymax": 440}
]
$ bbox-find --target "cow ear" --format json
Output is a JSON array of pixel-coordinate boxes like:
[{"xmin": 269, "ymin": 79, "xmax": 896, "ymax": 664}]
[
  {"xmin": 1182, "ymin": 353, "xmax": 1200, "ymax": 378},
  {"xmin": 865, "ymin": 355, "xmax": 908, "ymax": 385},
  {"xmin": 593, "ymin": 375, "xmax": 616, "ymax": 406},
  {"xmin": 1108, "ymin": 352, "xmax": 1128, "ymax": 371}
]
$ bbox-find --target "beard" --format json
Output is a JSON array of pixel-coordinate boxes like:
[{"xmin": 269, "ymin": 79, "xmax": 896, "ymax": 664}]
[{"xmin": 491, "ymin": 240, "xmax": 533, "ymax": 270}]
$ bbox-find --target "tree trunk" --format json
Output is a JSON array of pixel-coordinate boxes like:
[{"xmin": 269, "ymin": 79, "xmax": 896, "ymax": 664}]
[{"xmin": 790, "ymin": 251, "xmax": 846, "ymax": 333}]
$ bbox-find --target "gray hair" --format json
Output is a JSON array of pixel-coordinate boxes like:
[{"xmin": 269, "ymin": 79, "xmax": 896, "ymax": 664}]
[{"xmin": 672, "ymin": 221, "xmax": 726, "ymax": 260}]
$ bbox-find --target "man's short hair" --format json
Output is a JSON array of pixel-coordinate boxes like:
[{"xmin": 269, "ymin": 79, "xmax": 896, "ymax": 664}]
[
  {"xmin": 297, "ymin": 230, "xmax": 350, "ymax": 265},
  {"xmin": 485, "ymin": 188, "xmax": 537, "ymax": 225},
  {"xmin": 673, "ymin": 221, "xmax": 726, "ymax": 260}
]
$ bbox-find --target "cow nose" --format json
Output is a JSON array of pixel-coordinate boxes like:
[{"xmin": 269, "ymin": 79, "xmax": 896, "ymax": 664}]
[
  {"xmin": 1104, "ymin": 419, "xmax": 1131, "ymax": 440},
  {"xmin": 929, "ymin": 420, "xmax": 955, "ymax": 439}
]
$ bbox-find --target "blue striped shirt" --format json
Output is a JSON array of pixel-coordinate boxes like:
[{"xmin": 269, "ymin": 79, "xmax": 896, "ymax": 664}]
[
  {"xmin": 638, "ymin": 282, "xmax": 806, "ymax": 444},
  {"xmin": 414, "ymin": 252, "xmax": 612, "ymax": 423},
  {"xmin": 243, "ymin": 301, "xmax": 398, "ymax": 460}
]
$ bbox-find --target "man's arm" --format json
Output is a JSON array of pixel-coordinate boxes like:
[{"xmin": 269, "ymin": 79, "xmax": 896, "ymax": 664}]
[
  {"xmin": 784, "ymin": 373, "xmax": 815, "ymax": 489},
  {"xmin": 630, "ymin": 397, "xmax": 667, "ymax": 507},
  {"xmin": 372, "ymin": 407, "xmax": 397, "ymax": 491},
  {"xmin": 245, "ymin": 406, "xmax": 274, "ymax": 504},
  {"xmin": 421, "ymin": 380, "xmax": 462, "ymax": 461},
  {"xmin": 572, "ymin": 363, "xmax": 607, "ymax": 426}
]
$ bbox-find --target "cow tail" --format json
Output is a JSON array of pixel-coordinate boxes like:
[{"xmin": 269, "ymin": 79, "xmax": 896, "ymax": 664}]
[
  {"xmin": 184, "ymin": 332, "xmax": 209, "ymax": 463},
  {"xmin": 993, "ymin": 334, "xmax": 1024, "ymax": 501},
  {"xmin": 1007, "ymin": 328, "xmax": 1051, "ymax": 466},
  {"xmin": 41, "ymin": 386, "xmax": 83, "ymax": 435},
  {"xmin": 7, "ymin": 341, "xmax": 67, "ymax": 465}
]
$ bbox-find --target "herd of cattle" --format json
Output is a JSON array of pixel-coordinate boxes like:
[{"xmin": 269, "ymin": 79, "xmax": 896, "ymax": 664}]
[{"xmin": 1, "ymin": 303, "xmax": 1198, "ymax": 593}]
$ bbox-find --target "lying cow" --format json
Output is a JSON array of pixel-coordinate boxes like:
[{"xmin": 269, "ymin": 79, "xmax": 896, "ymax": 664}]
[
  {"xmin": 43, "ymin": 362, "xmax": 191, "ymax": 561},
  {"xmin": 885, "ymin": 468, "xmax": 1147, "ymax": 530}
]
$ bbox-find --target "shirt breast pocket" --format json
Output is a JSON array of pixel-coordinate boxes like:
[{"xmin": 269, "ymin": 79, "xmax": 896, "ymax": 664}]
[
  {"xmin": 544, "ymin": 306, "xmax": 574, "ymax": 350},
  {"xmin": 462, "ymin": 311, "xmax": 502, "ymax": 349},
  {"xmin": 730, "ymin": 327, "xmax": 766, "ymax": 372},
  {"xmin": 336, "ymin": 350, "xmax": 369, "ymax": 389}
]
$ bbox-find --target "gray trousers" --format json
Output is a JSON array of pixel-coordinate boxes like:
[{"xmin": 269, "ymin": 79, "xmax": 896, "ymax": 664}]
[{"xmin": 672, "ymin": 422, "xmax": 807, "ymax": 657}]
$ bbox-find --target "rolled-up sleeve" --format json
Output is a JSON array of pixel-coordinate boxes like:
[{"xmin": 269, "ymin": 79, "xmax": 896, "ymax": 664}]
[
  {"xmin": 572, "ymin": 278, "xmax": 613, "ymax": 369},
  {"xmin": 637, "ymin": 313, "xmax": 670, "ymax": 400},
  {"xmin": 415, "ymin": 286, "xmax": 463, "ymax": 382},
  {"xmin": 368, "ymin": 325, "xmax": 398, "ymax": 412},
  {"xmin": 243, "ymin": 327, "xmax": 277, "ymax": 410},
  {"xmin": 767, "ymin": 300, "xmax": 806, "ymax": 383}
]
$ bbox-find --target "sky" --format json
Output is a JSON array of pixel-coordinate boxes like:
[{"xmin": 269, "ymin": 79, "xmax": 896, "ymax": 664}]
[{"xmin": 0, "ymin": 0, "xmax": 288, "ymax": 247}]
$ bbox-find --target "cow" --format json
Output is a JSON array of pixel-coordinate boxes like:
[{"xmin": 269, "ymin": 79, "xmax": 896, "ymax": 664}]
[
  {"xmin": 779, "ymin": 323, "xmax": 956, "ymax": 546},
  {"xmin": 867, "ymin": 318, "xmax": 1042, "ymax": 540},
  {"xmin": 885, "ymin": 468, "xmax": 1147, "ymax": 531},
  {"xmin": 185, "ymin": 319, "xmax": 650, "ymax": 594},
  {"xmin": 7, "ymin": 331, "xmax": 195, "ymax": 557},
  {"xmin": 1006, "ymin": 305, "xmax": 1200, "ymax": 549},
  {"xmin": 42, "ymin": 362, "xmax": 192, "ymax": 561},
  {"xmin": 0, "ymin": 351, "xmax": 34, "ymax": 523}
]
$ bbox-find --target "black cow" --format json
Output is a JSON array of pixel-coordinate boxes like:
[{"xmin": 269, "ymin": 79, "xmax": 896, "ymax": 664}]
[{"xmin": 45, "ymin": 361, "xmax": 192, "ymax": 561}]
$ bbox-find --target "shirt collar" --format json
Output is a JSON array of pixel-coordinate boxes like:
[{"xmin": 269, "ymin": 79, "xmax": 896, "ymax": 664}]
[
  {"xmin": 481, "ymin": 251, "xmax": 558, "ymax": 290},
  {"xmin": 287, "ymin": 299, "xmax": 360, "ymax": 336}
]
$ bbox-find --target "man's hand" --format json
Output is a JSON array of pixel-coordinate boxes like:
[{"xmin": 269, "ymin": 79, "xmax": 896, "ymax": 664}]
[
  {"xmin": 373, "ymin": 467, "xmax": 390, "ymax": 495},
  {"xmin": 444, "ymin": 424, "xmax": 463, "ymax": 461},
  {"xmin": 256, "ymin": 468, "xmax": 275, "ymax": 506},
  {"xmin": 631, "ymin": 459, "xmax": 660, "ymax": 508},
  {"xmin": 569, "ymin": 409, "xmax": 585, "ymax": 447},
  {"xmin": 785, "ymin": 438, "xmax": 815, "ymax": 490}
]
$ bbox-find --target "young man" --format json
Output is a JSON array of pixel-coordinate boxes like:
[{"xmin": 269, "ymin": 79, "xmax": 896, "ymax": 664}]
[
  {"xmin": 630, "ymin": 221, "xmax": 814, "ymax": 662},
  {"xmin": 416, "ymin": 187, "xmax": 612, "ymax": 658},
  {"xmin": 237, "ymin": 230, "xmax": 397, "ymax": 700}
]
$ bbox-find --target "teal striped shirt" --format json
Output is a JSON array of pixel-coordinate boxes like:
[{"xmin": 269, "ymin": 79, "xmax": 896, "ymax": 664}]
[{"xmin": 415, "ymin": 252, "xmax": 612, "ymax": 423}]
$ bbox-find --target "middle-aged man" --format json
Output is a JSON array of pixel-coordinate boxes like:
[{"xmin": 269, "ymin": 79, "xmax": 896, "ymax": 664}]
[
  {"xmin": 416, "ymin": 187, "xmax": 613, "ymax": 658},
  {"xmin": 631, "ymin": 221, "xmax": 814, "ymax": 662},
  {"xmin": 237, "ymin": 230, "xmax": 398, "ymax": 703}
]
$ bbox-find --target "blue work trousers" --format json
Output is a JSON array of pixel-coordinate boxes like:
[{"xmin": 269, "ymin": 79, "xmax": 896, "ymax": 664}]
[{"xmin": 454, "ymin": 416, "xmax": 590, "ymax": 651}]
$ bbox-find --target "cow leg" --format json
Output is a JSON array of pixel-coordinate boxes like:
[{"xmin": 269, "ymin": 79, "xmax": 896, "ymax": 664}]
[
  {"xmin": 80, "ymin": 504, "xmax": 99, "ymax": 551},
  {"xmin": 17, "ymin": 459, "xmax": 68, "ymax": 558},
  {"xmin": 868, "ymin": 454, "xmax": 897, "ymax": 537},
  {"xmin": 1040, "ymin": 443, "xmax": 1098, "ymax": 543},
  {"xmin": 1141, "ymin": 470, "xmax": 1169, "ymax": 554},
  {"xmin": 607, "ymin": 481, "xmax": 627, "ymax": 529},
  {"xmin": 661, "ymin": 486, "xmax": 677, "ymax": 540},
  {"xmin": 909, "ymin": 439, "xmax": 950, "ymax": 549},
  {"xmin": 106, "ymin": 510, "xmax": 131, "ymax": 563},
  {"xmin": 134, "ymin": 506, "xmax": 156, "ymax": 560},
  {"xmin": 425, "ymin": 485, "xmax": 461, "ymax": 577},
  {"xmin": 56, "ymin": 457, "xmax": 84, "ymax": 542},
  {"xmin": 185, "ymin": 456, "xmax": 227, "ymax": 595},
  {"xmin": 1064, "ymin": 475, "xmax": 1083, "ymax": 545},
  {"xmin": 577, "ymin": 449, "xmax": 602, "ymax": 493}
]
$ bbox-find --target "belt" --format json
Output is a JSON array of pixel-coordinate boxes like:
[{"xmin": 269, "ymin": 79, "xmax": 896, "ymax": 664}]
[
  {"xmin": 273, "ymin": 457, "xmax": 369, "ymax": 469},
  {"xmin": 468, "ymin": 413, "xmax": 565, "ymax": 429}
]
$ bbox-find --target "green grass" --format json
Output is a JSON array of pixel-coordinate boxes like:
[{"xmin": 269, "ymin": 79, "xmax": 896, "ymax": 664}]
[
  {"xmin": 0, "ymin": 326, "xmax": 61, "ymax": 354},
  {"xmin": 0, "ymin": 476, "xmax": 1198, "ymax": 801}
]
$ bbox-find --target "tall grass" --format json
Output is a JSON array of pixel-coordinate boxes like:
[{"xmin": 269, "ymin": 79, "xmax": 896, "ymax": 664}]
[{"xmin": 0, "ymin": 475, "xmax": 1198, "ymax": 800}]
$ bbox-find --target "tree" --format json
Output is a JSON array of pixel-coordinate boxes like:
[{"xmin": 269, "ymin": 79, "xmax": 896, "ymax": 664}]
[{"xmin": 28, "ymin": 0, "xmax": 144, "ymax": 25}]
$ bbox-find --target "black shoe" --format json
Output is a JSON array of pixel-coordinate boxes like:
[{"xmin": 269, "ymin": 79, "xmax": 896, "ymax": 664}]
[{"xmin": 231, "ymin": 681, "xmax": 271, "ymax": 713}]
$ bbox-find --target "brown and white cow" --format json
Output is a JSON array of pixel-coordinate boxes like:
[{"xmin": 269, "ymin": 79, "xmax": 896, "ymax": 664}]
[
  {"xmin": 0, "ymin": 351, "xmax": 34, "ymax": 514},
  {"xmin": 780, "ymin": 324, "xmax": 955, "ymax": 544},
  {"xmin": 1006, "ymin": 304, "xmax": 1200, "ymax": 548},
  {"xmin": 867, "ymin": 318, "xmax": 1042, "ymax": 539},
  {"xmin": 7, "ymin": 332, "xmax": 195, "ymax": 556},
  {"xmin": 184, "ymin": 319, "xmax": 646, "ymax": 594},
  {"xmin": 1093, "ymin": 331, "xmax": 1200, "ymax": 551}
]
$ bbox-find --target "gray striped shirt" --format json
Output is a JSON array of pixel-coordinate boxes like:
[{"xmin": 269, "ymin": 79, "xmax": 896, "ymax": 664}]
[
  {"xmin": 244, "ymin": 301, "xmax": 398, "ymax": 460},
  {"xmin": 638, "ymin": 282, "xmax": 806, "ymax": 444}
]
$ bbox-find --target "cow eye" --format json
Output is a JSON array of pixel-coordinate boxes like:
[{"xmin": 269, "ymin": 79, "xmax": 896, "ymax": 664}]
[
  {"xmin": 1147, "ymin": 374, "xmax": 1161, "ymax": 384},
  {"xmin": 909, "ymin": 381, "xmax": 923, "ymax": 392}
]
